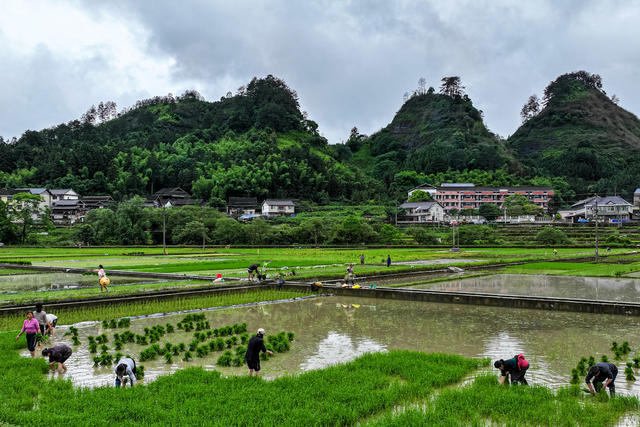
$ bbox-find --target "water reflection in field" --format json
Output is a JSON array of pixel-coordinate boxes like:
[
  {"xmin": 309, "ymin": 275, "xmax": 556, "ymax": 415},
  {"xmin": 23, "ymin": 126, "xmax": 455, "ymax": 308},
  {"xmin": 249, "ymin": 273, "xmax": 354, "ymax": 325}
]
[
  {"xmin": 0, "ymin": 272, "xmax": 162, "ymax": 294},
  {"xmin": 29, "ymin": 295, "xmax": 640, "ymax": 395},
  {"xmin": 409, "ymin": 273, "xmax": 640, "ymax": 302}
]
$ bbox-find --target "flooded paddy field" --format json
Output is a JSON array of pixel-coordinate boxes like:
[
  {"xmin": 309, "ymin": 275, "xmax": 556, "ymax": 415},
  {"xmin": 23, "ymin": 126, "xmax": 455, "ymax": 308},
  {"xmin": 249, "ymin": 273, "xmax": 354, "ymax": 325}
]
[
  {"xmin": 407, "ymin": 273, "xmax": 640, "ymax": 302},
  {"xmin": 36, "ymin": 295, "xmax": 640, "ymax": 395},
  {"xmin": 0, "ymin": 272, "xmax": 165, "ymax": 294}
]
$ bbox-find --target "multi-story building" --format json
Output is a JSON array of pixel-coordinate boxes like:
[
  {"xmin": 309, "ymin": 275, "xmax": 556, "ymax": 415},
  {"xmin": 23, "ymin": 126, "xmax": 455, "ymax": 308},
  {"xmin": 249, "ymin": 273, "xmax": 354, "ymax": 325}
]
[
  {"xmin": 559, "ymin": 196, "xmax": 633, "ymax": 223},
  {"xmin": 261, "ymin": 200, "xmax": 295, "ymax": 217},
  {"xmin": 410, "ymin": 183, "xmax": 554, "ymax": 213},
  {"xmin": 399, "ymin": 201, "xmax": 444, "ymax": 223}
]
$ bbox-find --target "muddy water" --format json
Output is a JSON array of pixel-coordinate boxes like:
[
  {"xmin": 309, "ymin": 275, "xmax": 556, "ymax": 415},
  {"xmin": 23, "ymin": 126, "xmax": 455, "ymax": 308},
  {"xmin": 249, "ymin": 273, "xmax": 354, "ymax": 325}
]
[
  {"xmin": 29, "ymin": 295, "xmax": 640, "ymax": 395},
  {"xmin": 408, "ymin": 273, "xmax": 640, "ymax": 302},
  {"xmin": 0, "ymin": 272, "xmax": 164, "ymax": 294}
]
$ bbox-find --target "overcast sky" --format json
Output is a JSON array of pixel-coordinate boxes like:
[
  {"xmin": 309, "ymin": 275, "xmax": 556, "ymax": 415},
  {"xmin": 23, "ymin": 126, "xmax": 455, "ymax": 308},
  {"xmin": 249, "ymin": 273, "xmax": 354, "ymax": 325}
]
[{"xmin": 2, "ymin": 0, "xmax": 639, "ymax": 143}]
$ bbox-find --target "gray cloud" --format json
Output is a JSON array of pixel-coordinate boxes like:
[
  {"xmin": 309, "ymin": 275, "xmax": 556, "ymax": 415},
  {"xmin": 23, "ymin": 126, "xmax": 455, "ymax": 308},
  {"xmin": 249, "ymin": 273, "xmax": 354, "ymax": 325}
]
[{"xmin": 2, "ymin": 0, "xmax": 640, "ymax": 144}]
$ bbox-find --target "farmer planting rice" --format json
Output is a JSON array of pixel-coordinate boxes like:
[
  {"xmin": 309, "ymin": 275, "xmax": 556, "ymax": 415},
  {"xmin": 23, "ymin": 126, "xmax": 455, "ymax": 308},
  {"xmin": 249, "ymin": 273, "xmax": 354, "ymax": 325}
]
[
  {"xmin": 494, "ymin": 354, "xmax": 529, "ymax": 385},
  {"xmin": 114, "ymin": 357, "xmax": 137, "ymax": 387},
  {"xmin": 42, "ymin": 344, "xmax": 72, "ymax": 373},
  {"xmin": 97, "ymin": 265, "xmax": 110, "ymax": 292},
  {"xmin": 33, "ymin": 303, "xmax": 50, "ymax": 335},
  {"xmin": 45, "ymin": 312, "xmax": 58, "ymax": 336},
  {"xmin": 247, "ymin": 263, "xmax": 260, "ymax": 281},
  {"xmin": 245, "ymin": 328, "xmax": 273, "ymax": 376},
  {"xmin": 16, "ymin": 311, "xmax": 40, "ymax": 357},
  {"xmin": 585, "ymin": 362, "xmax": 618, "ymax": 396}
]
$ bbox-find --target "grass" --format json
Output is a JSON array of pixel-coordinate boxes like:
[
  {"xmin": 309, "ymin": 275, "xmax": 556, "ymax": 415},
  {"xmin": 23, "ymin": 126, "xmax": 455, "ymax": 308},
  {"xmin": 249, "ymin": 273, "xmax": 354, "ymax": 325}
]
[
  {"xmin": 0, "ymin": 289, "xmax": 309, "ymax": 330},
  {"xmin": 367, "ymin": 374, "xmax": 639, "ymax": 426},
  {"xmin": 0, "ymin": 331, "xmax": 482, "ymax": 426},
  {"xmin": 501, "ymin": 261, "xmax": 640, "ymax": 277}
]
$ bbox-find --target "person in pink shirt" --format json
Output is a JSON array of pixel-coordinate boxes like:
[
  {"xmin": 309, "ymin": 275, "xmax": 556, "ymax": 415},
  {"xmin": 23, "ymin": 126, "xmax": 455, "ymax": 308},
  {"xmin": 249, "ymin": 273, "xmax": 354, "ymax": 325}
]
[{"xmin": 16, "ymin": 311, "xmax": 40, "ymax": 357}]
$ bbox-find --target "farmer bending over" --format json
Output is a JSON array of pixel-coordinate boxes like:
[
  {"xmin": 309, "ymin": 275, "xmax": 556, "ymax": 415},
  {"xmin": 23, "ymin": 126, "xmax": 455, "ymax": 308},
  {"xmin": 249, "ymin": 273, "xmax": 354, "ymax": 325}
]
[
  {"xmin": 586, "ymin": 362, "xmax": 617, "ymax": 396},
  {"xmin": 245, "ymin": 328, "xmax": 273, "ymax": 376},
  {"xmin": 115, "ymin": 357, "xmax": 138, "ymax": 387},
  {"xmin": 494, "ymin": 354, "xmax": 529, "ymax": 385},
  {"xmin": 247, "ymin": 263, "xmax": 260, "ymax": 281},
  {"xmin": 42, "ymin": 344, "xmax": 72, "ymax": 373}
]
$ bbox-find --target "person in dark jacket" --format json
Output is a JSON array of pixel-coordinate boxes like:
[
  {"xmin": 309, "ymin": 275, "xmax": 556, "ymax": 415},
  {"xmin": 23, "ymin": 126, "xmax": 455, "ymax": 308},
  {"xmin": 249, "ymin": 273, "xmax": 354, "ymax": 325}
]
[
  {"xmin": 42, "ymin": 344, "xmax": 72, "ymax": 373},
  {"xmin": 585, "ymin": 362, "xmax": 617, "ymax": 396},
  {"xmin": 247, "ymin": 264, "xmax": 260, "ymax": 281},
  {"xmin": 494, "ymin": 357, "xmax": 529, "ymax": 385},
  {"xmin": 245, "ymin": 328, "xmax": 273, "ymax": 376}
]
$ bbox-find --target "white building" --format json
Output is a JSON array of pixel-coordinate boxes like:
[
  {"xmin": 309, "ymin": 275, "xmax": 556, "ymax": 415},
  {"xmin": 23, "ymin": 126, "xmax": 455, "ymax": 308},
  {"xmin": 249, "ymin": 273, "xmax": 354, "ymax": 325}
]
[
  {"xmin": 261, "ymin": 199, "xmax": 295, "ymax": 217},
  {"xmin": 400, "ymin": 201, "xmax": 445, "ymax": 223}
]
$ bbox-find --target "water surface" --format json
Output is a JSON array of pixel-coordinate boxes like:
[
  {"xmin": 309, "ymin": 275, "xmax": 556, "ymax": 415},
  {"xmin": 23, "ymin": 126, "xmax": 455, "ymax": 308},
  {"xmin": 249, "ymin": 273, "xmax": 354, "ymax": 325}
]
[{"xmin": 28, "ymin": 295, "xmax": 640, "ymax": 395}]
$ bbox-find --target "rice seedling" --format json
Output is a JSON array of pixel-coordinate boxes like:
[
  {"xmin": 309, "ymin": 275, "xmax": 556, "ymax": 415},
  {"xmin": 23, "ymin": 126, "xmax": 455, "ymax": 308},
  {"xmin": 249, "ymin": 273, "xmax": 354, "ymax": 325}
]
[
  {"xmin": 217, "ymin": 350, "xmax": 233, "ymax": 367},
  {"xmin": 600, "ymin": 355, "xmax": 609, "ymax": 363},
  {"xmin": 166, "ymin": 323, "xmax": 174, "ymax": 333},
  {"xmin": 88, "ymin": 342, "xmax": 97, "ymax": 353},
  {"xmin": 625, "ymin": 362, "xmax": 636, "ymax": 381},
  {"xmin": 117, "ymin": 318, "xmax": 131, "ymax": 328},
  {"xmin": 134, "ymin": 364, "xmax": 144, "ymax": 380},
  {"xmin": 114, "ymin": 352, "xmax": 123, "ymax": 361},
  {"xmin": 182, "ymin": 351, "xmax": 192, "ymax": 362},
  {"xmin": 633, "ymin": 355, "xmax": 640, "ymax": 368},
  {"xmin": 172, "ymin": 346, "xmax": 180, "ymax": 356},
  {"xmin": 232, "ymin": 356, "xmax": 244, "ymax": 367},
  {"xmin": 114, "ymin": 340, "xmax": 123, "ymax": 350},
  {"xmin": 240, "ymin": 333, "xmax": 249, "ymax": 344},
  {"xmin": 196, "ymin": 346, "xmax": 208, "ymax": 358},
  {"xmin": 100, "ymin": 344, "xmax": 109, "ymax": 353},
  {"xmin": 235, "ymin": 346, "xmax": 247, "ymax": 356},
  {"xmin": 164, "ymin": 353, "xmax": 173, "ymax": 364},
  {"xmin": 214, "ymin": 338, "xmax": 225, "ymax": 351}
]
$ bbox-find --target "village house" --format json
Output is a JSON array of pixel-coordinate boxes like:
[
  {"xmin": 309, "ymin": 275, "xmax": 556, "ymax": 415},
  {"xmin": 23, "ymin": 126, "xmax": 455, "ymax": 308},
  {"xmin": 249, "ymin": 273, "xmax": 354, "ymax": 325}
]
[
  {"xmin": 146, "ymin": 187, "xmax": 197, "ymax": 208},
  {"xmin": 226, "ymin": 197, "xmax": 258, "ymax": 217},
  {"xmin": 51, "ymin": 199, "xmax": 85, "ymax": 225},
  {"xmin": 399, "ymin": 201, "xmax": 445, "ymax": 223},
  {"xmin": 559, "ymin": 196, "xmax": 633, "ymax": 223},
  {"xmin": 261, "ymin": 199, "xmax": 295, "ymax": 217}
]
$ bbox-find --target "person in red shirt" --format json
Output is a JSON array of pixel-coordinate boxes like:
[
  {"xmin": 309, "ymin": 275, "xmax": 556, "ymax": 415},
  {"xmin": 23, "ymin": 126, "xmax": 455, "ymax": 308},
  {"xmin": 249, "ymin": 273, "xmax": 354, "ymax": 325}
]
[{"xmin": 16, "ymin": 311, "xmax": 40, "ymax": 357}]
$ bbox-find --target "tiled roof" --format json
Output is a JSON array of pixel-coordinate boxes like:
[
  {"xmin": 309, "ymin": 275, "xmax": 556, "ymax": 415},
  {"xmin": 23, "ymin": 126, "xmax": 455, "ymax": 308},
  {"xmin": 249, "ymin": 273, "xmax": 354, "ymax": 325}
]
[{"xmin": 263, "ymin": 200, "xmax": 294, "ymax": 206}]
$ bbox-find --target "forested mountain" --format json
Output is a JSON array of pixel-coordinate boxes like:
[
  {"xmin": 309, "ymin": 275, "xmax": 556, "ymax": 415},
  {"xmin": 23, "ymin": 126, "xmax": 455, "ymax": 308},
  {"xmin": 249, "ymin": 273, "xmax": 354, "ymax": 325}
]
[
  {"xmin": 0, "ymin": 76, "xmax": 378, "ymax": 205},
  {"xmin": 509, "ymin": 71, "xmax": 640, "ymax": 200},
  {"xmin": 1, "ymin": 71, "xmax": 640, "ymax": 207}
]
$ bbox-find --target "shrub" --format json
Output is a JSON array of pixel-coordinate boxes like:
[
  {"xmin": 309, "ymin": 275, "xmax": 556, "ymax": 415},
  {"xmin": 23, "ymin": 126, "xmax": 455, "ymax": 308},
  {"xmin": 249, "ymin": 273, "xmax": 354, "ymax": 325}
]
[{"xmin": 536, "ymin": 227, "xmax": 571, "ymax": 245}]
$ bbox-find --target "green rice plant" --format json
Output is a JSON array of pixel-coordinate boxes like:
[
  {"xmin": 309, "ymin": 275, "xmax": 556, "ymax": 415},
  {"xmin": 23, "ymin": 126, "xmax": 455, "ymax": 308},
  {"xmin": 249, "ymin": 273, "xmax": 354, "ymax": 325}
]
[
  {"xmin": 287, "ymin": 331, "xmax": 295, "ymax": 342},
  {"xmin": 100, "ymin": 344, "xmax": 109, "ymax": 353},
  {"xmin": 164, "ymin": 342, "xmax": 173, "ymax": 354},
  {"xmin": 267, "ymin": 332, "xmax": 291, "ymax": 353},
  {"xmin": 166, "ymin": 323, "xmax": 174, "ymax": 333},
  {"xmin": 217, "ymin": 350, "xmax": 233, "ymax": 367},
  {"xmin": 114, "ymin": 352, "xmax": 123, "ymax": 361},
  {"xmin": 164, "ymin": 353, "xmax": 173, "ymax": 364},
  {"xmin": 139, "ymin": 348, "xmax": 157, "ymax": 362},
  {"xmin": 633, "ymin": 355, "xmax": 640, "ymax": 368},
  {"xmin": 95, "ymin": 334, "xmax": 108, "ymax": 344},
  {"xmin": 151, "ymin": 344, "xmax": 164, "ymax": 356},
  {"xmin": 600, "ymin": 355, "xmax": 609, "ymax": 363},
  {"xmin": 235, "ymin": 346, "xmax": 247, "ymax": 356},
  {"xmin": 206, "ymin": 330, "xmax": 213, "ymax": 338},
  {"xmin": 121, "ymin": 331, "xmax": 135, "ymax": 343},
  {"xmin": 576, "ymin": 357, "xmax": 588, "ymax": 375},
  {"xmin": 63, "ymin": 326, "xmax": 78, "ymax": 337},
  {"xmin": 117, "ymin": 318, "xmax": 130, "ymax": 328},
  {"xmin": 621, "ymin": 341, "xmax": 632, "ymax": 355},
  {"xmin": 101, "ymin": 320, "xmax": 109, "ymax": 328},
  {"xmin": 208, "ymin": 341, "xmax": 217, "ymax": 352},
  {"xmin": 570, "ymin": 368, "xmax": 580, "ymax": 384},
  {"xmin": 182, "ymin": 351, "xmax": 192, "ymax": 362},
  {"xmin": 214, "ymin": 338, "xmax": 225, "ymax": 351},
  {"xmin": 232, "ymin": 323, "xmax": 247, "ymax": 334},
  {"xmin": 135, "ymin": 334, "xmax": 148, "ymax": 346},
  {"xmin": 99, "ymin": 353, "xmax": 112, "ymax": 366},
  {"xmin": 610, "ymin": 341, "xmax": 619, "ymax": 353},
  {"xmin": 108, "ymin": 319, "xmax": 117, "ymax": 329},
  {"xmin": 88, "ymin": 342, "xmax": 97, "ymax": 353},
  {"xmin": 188, "ymin": 340, "xmax": 199, "ymax": 352},
  {"xmin": 196, "ymin": 346, "xmax": 208, "ymax": 358},
  {"xmin": 114, "ymin": 340, "xmax": 123, "ymax": 351},
  {"xmin": 588, "ymin": 355, "xmax": 596, "ymax": 366},
  {"xmin": 92, "ymin": 356, "xmax": 100, "ymax": 366},
  {"xmin": 71, "ymin": 335, "xmax": 81, "ymax": 346},
  {"xmin": 212, "ymin": 328, "xmax": 219, "ymax": 337},
  {"xmin": 225, "ymin": 337, "xmax": 234, "ymax": 348},
  {"xmin": 232, "ymin": 356, "xmax": 244, "ymax": 367},
  {"xmin": 113, "ymin": 333, "xmax": 120, "ymax": 341},
  {"xmin": 625, "ymin": 362, "xmax": 636, "ymax": 381},
  {"xmin": 172, "ymin": 346, "xmax": 180, "ymax": 356},
  {"xmin": 178, "ymin": 343, "xmax": 186, "ymax": 352},
  {"xmin": 240, "ymin": 333, "xmax": 249, "ymax": 345},
  {"xmin": 134, "ymin": 364, "xmax": 144, "ymax": 380},
  {"xmin": 182, "ymin": 313, "xmax": 206, "ymax": 323}
]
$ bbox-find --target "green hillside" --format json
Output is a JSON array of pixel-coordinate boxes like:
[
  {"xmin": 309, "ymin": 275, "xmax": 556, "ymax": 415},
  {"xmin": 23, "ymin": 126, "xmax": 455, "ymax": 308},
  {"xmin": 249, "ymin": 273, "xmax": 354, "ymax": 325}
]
[
  {"xmin": 509, "ymin": 71, "xmax": 640, "ymax": 199},
  {"xmin": 0, "ymin": 76, "xmax": 377, "ymax": 204}
]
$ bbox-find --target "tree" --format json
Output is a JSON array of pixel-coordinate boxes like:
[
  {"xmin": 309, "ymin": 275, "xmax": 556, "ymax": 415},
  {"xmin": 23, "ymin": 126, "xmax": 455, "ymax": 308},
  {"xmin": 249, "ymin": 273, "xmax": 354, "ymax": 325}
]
[
  {"xmin": 173, "ymin": 220, "xmax": 208, "ymax": 245},
  {"xmin": 417, "ymin": 77, "xmax": 427, "ymax": 95},
  {"xmin": 439, "ymin": 76, "xmax": 465, "ymax": 98},
  {"xmin": 502, "ymin": 194, "xmax": 542, "ymax": 216},
  {"xmin": 408, "ymin": 191, "xmax": 433, "ymax": 202},
  {"xmin": 536, "ymin": 227, "xmax": 570, "ymax": 245},
  {"xmin": 407, "ymin": 227, "xmax": 439, "ymax": 245},
  {"xmin": 520, "ymin": 94, "xmax": 540, "ymax": 122},
  {"xmin": 0, "ymin": 200, "xmax": 18, "ymax": 243},
  {"xmin": 478, "ymin": 203, "xmax": 502, "ymax": 221},
  {"xmin": 378, "ymin": 224, "xmax": 402, "ymax": 244},
  {"xmin": 246, "ymin": 218, "xmax": 270, "ymax": 245},
  {"xmin": 212, "ymin": 217, "xmax": 244, "ymax": 244},
  {"xmin": 9, "ymin": 193, "xmax": 51, "ymax": 244},
  {"xmin": 114, "ymin": 196, "xmax": 152, "ymax": 245}
]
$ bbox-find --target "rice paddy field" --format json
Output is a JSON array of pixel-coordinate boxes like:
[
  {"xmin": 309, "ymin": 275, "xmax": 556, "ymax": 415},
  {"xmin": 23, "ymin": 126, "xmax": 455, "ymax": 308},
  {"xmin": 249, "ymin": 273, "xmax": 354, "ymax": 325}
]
[{"xmin": 2, "ymin": 245, "xmax": 640, "ymax": 425}]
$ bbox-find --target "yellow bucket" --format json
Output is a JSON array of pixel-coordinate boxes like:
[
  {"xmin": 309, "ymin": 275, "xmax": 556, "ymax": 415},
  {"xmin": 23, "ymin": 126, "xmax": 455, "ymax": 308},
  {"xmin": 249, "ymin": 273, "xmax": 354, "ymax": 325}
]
[{"xmin": 100, "ymin": 277, "xmax": 110, "ymax": 286}]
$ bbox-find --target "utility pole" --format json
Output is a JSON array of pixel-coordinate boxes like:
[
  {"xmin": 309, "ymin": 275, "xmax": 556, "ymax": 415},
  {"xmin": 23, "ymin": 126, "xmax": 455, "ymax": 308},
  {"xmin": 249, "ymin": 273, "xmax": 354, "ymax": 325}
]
[
  {"xmin": 594, "ymin": 195, "xmax": 599, "ymax": 263},
  {"xmin": 162, "ymin": 208, "xmax": 167, "ymax": 256}
]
